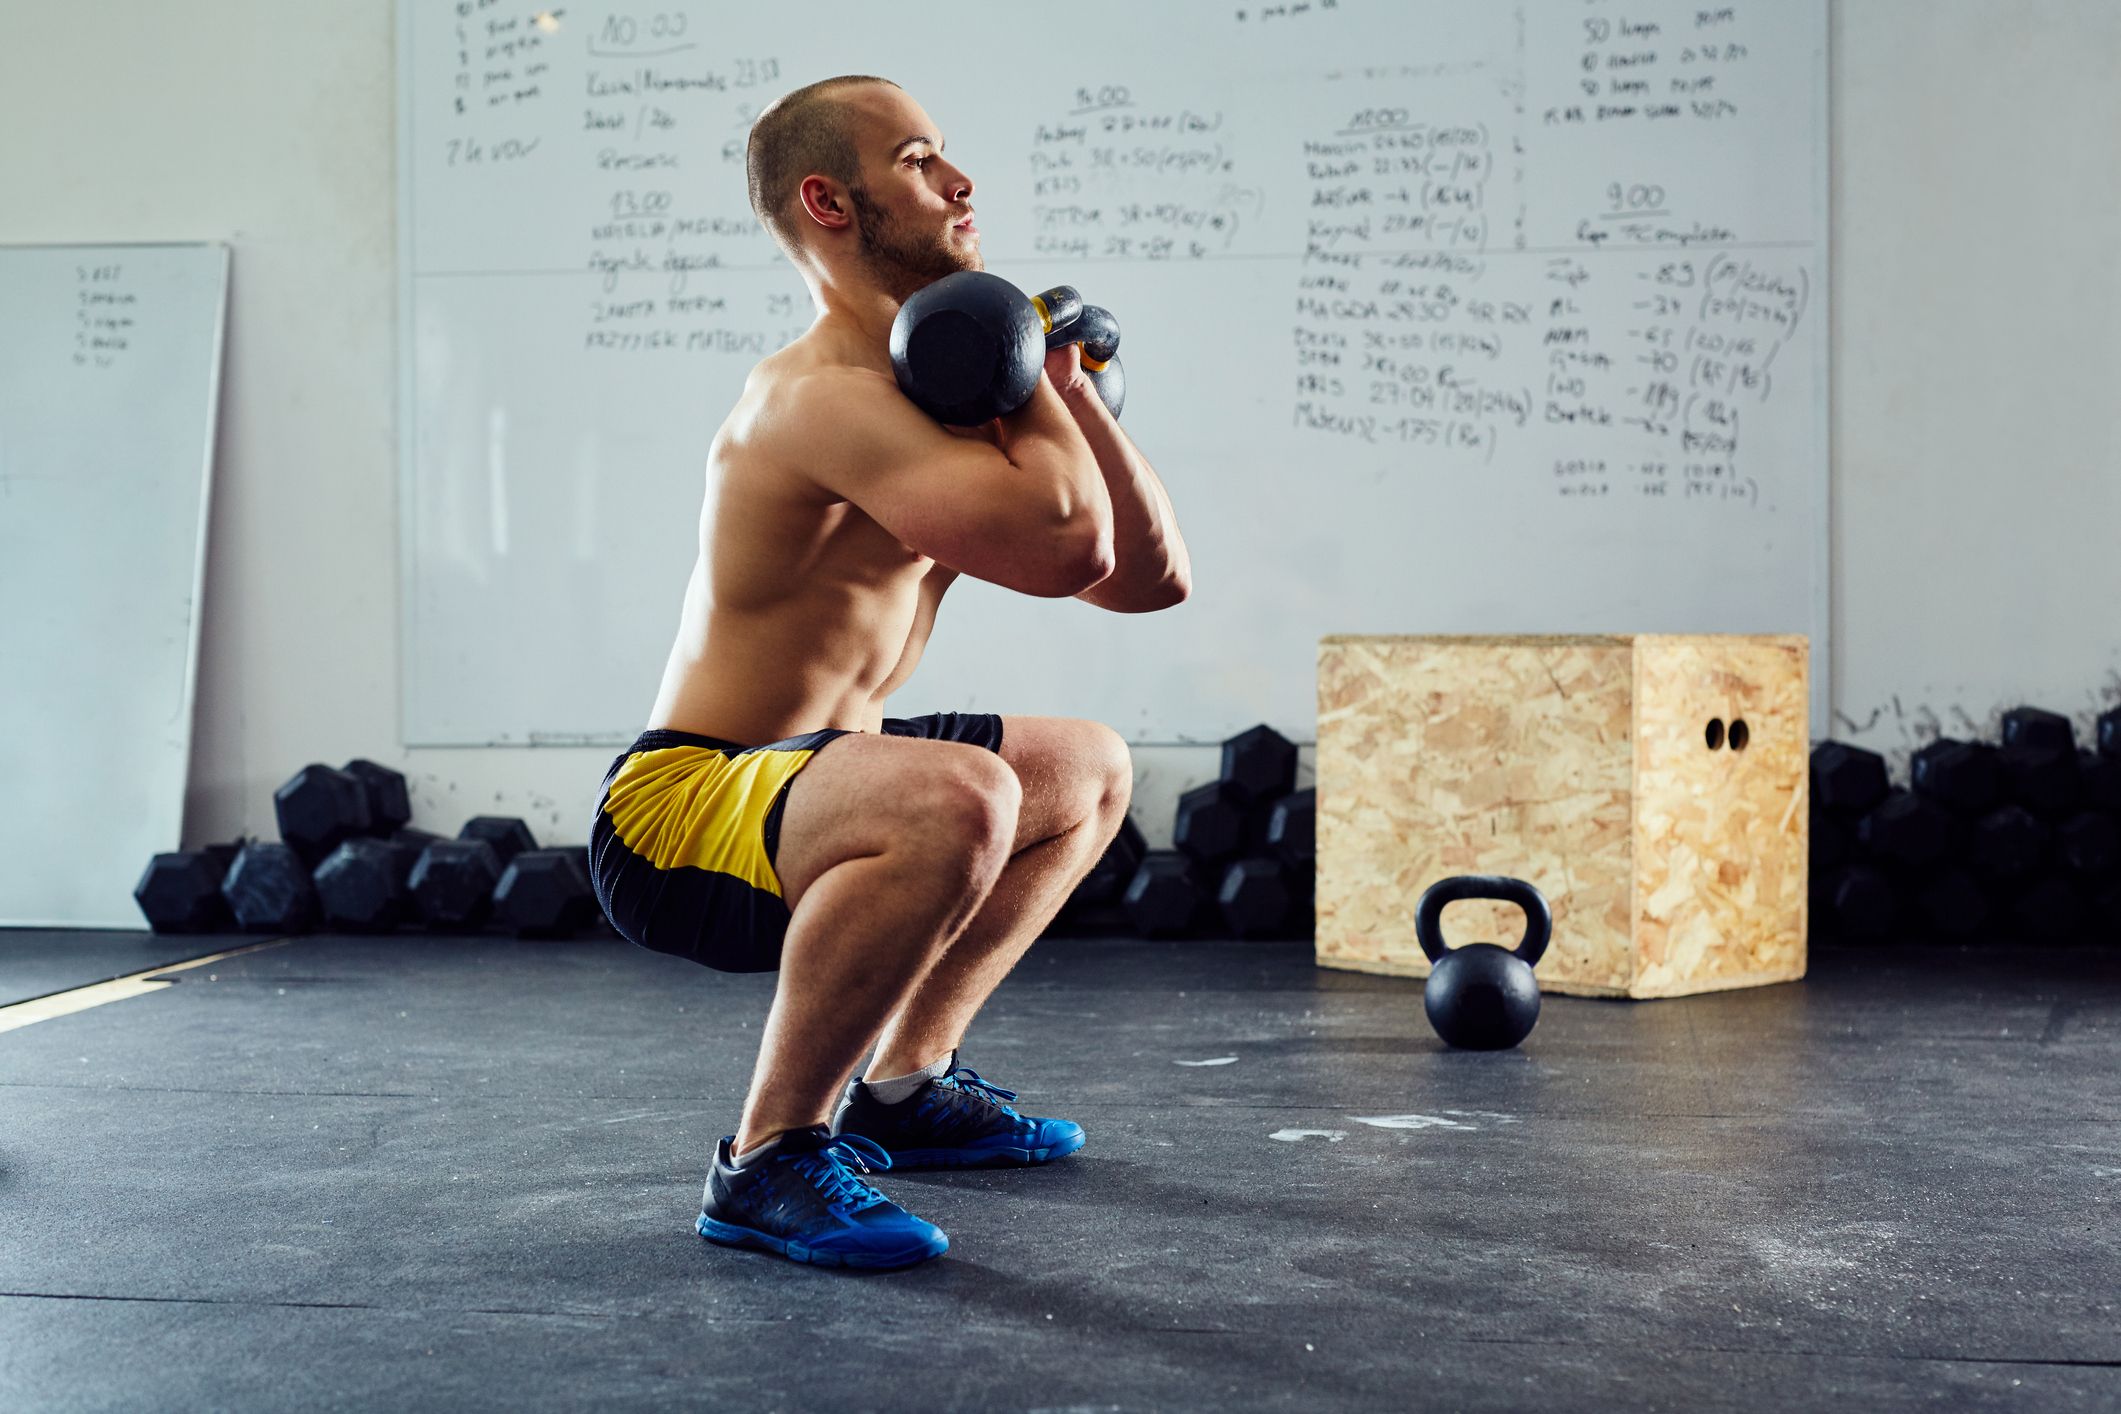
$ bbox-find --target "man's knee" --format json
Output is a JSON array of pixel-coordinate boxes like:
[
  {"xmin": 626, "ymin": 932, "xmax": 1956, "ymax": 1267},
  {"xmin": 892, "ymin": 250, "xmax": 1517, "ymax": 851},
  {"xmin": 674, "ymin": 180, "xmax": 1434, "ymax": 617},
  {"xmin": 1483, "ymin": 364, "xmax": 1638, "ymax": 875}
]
[
  {"xmin": 917, "ymin": 748, "xmax": 1022, "ymax": 865},
  {"xmin": 1028, "ymin": 720, "xmax": 1131, "ymax": 841},
  {"xmin": 1084, "ymin": 721, "xmax": 1133, "ymax": 821}
]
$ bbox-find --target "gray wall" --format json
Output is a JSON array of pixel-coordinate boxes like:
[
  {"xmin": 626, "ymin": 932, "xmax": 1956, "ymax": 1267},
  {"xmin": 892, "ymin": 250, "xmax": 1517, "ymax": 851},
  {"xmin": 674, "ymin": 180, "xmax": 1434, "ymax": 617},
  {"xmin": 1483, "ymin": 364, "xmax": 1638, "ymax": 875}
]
[{"xmin": 2, "ymin": 1, "xmax": 2115, "ymax": 851}]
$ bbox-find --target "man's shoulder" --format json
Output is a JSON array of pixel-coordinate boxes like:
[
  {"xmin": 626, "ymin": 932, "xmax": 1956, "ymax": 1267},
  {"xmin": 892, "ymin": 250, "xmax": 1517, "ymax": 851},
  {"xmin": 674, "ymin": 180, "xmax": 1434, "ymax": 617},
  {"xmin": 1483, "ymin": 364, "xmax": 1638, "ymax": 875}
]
[
  {"xmin": 712, "ymin": 352, "xmax": 887, "ymax": 499},
  {"xmin": 733, "ymin": 350, "xmax": 911, "ymax": 482},
  {"xmin": 753, "ymin": 355, "xmax": 897, "ymax": 426}
]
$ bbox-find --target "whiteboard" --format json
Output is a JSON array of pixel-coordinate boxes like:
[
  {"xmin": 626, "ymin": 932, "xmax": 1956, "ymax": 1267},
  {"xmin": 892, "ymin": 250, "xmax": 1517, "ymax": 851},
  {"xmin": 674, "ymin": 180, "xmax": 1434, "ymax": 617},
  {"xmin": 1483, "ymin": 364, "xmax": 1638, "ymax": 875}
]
[
  {"xmin": 398, "ymin": 1, "xmax": 1827, "ymax": 746},
  {"xmin": 0, "ymin": 243, "xmax": 229, "ymax": 927}
]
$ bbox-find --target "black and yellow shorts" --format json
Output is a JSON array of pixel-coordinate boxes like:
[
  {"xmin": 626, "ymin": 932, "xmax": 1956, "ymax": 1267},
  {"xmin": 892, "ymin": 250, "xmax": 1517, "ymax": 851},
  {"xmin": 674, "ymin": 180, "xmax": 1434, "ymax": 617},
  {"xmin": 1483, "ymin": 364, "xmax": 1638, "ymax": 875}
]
[{"xmin": 588, "ymin": 712, "xmax": 1006, "ymax": 973}]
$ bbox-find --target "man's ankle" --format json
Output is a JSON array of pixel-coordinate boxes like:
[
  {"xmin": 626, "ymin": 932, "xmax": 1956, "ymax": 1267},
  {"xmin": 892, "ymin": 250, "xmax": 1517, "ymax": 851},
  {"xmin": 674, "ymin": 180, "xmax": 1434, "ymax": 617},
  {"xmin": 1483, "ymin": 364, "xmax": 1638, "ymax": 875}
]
[
  {"xmin": 731, "ymin": 1133, "xmax": 777, "ymax": 1167},
  {"xmin": 731, "ymin": 1124, "xmax": 809, "ymax": 1166},
  {"xmin": 862, "ymin": 1050, "xmax": 956, "ymax": 1104}
]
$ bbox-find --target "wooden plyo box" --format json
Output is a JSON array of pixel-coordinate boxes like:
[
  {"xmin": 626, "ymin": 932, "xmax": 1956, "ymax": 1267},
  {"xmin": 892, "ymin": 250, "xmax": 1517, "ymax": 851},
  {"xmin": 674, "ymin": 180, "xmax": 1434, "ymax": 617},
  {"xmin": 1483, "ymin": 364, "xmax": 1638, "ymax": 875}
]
[{"xmin": 1315, "ymin": 634, "xmax": 1810, "ymax": 999}]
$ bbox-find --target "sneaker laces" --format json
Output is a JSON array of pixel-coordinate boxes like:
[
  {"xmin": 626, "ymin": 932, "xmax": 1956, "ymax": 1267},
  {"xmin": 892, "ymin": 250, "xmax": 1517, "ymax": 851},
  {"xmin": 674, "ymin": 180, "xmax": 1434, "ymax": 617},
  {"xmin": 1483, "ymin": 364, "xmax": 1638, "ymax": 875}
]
[
  {"xmin": 788, "ymin": 1133, "xmax": 895, "ymax": 1214},
  {"xmin": 935, "ymin": 1065, "xmax": 1023, "ymax": 1120}
]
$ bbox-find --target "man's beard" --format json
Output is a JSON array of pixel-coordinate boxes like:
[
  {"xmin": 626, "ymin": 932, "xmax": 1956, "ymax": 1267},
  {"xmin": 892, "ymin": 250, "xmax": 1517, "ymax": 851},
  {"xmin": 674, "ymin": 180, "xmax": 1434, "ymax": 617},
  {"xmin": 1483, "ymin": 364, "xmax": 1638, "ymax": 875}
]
[{"xmin": 848, "ymin": 183, "xmax": 980, "ymax": 301}]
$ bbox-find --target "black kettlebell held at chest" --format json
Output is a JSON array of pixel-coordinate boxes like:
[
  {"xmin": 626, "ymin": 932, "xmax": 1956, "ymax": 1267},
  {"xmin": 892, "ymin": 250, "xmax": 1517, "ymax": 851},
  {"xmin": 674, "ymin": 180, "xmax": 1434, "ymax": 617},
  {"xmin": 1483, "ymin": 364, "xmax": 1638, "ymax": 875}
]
[
  {"xmin": 1415, "ymin": 875, "xmax": 1552, "ymax": 1051},
  {"xmin": 890, "ymin": 272, "xmax": 1079, "ymax": 426}
]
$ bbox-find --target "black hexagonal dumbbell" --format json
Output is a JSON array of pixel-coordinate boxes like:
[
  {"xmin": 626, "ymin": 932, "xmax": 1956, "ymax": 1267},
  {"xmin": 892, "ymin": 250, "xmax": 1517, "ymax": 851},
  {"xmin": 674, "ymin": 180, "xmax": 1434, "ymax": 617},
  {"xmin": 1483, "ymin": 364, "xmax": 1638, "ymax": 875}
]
[
  {"xmin": 1910, "ymin": 739, "xmax": 2001, "ymax": 816},
  {"xmin": 1266, "ymin": 787, "xmax": 1315, "ymax": 870},
  {"xmin": 2001, "ymin": 706, "xmax": 2075, "ymax": 755},
  {"xmin": 1810, "ymin": 807, "xmax": 1854, "ymax": 874},
  {"xmin": 1283, "ymin": 878, "xmax": 1316, "ymax": 940},
  {"xmin": 1854, "ymin": 789, "xmax": 1954, "ymax": 870},
  {"xmin": 1814, "ymin": 863, "xmax": 1900, "ymax": 943},
  {"xmin": 134, "ymin": 848, "xmax": 238, "ymax": 933},
  {"xmin": 1997, "ymin": 744, "xmax": 2081, "ymax": 820},
  {"xmin": 409, "ymin": 839, "xmax": 503, "ymax": 929},
  {"xmin": 2008, "ymin": 874, "xmax": 2087, "ymax": 941},
  {"xmin": 1173, "ymin": 782, "xmax": 1246, "ymax": 866},
  {"xmin": 274, "ymin": 764, "xmax": 373, "ymax": 867},
  {"xmin": 1907, "ymin": 871, "xmax": 1992, "ymax": 943},
  {"xmin": 1811, "ymin": 742, "xmax": 1889, "ymax": 815},
  {"xmin": 1220, "ymin": 723, "xmax": 1297, "ymax": 804},
  {"xmin": 1065, "ymin": 815, "xmax": 1148, "ymax": 916},
  {"xmin": 2090, "ymin": 881, "xmax": 2121, "ymax": 940},
  {"xmin": 221, "ymin": 842, "xmax": 318, "ymax": 934},
  {"xmin": 2057, "ymin": 811, "xmax": 2121, "ymax": 883},
  {"xmin": 1217, "ymin": 857, "xmax": 1294, "ymax": 938},
  {"xmin": 459, "ymin": 816, "xmax": 537, "ymax": 870},
  {"xmin": 493, "ymin": 849, "xmax": 599, "ymax": 938},
  {"xmin": 394, "ymin": 825, "xmax": 443, "ymax": 854},
  {"xmin": 344, "ymin": 759, "xmax": 412, "ymax": 835},
  {"xmin": 314, "ymin": 837, "xmax": 412, "ymax": 933},
  {"xmin": 1123, "ymin": 852, "xmax": 1206, "ymax": 938},
  {"xmin": 2081, "ymin": 751, "xmax": 2121, "ymax": 815},
  {"xmin": 1969, "ymin": 805, "xmax": 2050, "ymax": 888}
]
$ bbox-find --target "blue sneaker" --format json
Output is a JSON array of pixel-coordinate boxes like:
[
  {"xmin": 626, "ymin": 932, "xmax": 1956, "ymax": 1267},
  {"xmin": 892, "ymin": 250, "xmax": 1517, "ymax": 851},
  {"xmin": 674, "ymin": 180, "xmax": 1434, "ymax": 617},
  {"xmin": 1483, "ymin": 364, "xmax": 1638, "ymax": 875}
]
[
  {"xmin": 696, "ymin": 1125, "xmax": 948, "ymax": 1269},
  {"xmin": 832, "ymin": 1053, "xmax": 1087, "ymax": 1169}
]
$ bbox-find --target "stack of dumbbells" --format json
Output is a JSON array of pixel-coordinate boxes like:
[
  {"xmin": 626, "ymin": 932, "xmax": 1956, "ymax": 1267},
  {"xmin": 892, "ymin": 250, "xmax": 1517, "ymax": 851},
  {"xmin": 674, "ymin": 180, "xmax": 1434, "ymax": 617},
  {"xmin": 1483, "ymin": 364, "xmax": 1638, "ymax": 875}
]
[
  {"xmin": 132, "ymin": 759, "xmax": 604, "ymax": 939},
  {"xmin": 1810, "ymin": 705, "xmax": 2121, "ymax": 946},
  {"xmin": 1054, "ymin": 724, "xmax": 1316, "ymax": 941}
]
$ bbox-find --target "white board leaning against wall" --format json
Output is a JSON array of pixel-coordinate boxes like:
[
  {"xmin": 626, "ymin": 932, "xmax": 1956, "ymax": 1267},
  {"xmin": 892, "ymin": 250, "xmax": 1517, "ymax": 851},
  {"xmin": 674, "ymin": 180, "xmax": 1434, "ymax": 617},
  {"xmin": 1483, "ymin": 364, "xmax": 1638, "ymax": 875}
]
[
  {"xmin": 0, "ymin": 243, "xmax": 229, "ymax": 927},
  {"xmin": 398, "ymin": 1, "xmax": 1828, "ymax": 746}
]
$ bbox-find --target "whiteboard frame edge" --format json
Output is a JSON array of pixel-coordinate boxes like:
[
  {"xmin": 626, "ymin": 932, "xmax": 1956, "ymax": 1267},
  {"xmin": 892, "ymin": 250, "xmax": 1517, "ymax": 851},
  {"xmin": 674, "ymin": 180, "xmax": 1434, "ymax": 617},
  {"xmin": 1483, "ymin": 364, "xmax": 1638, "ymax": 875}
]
[
  {"xmin": 394, "ymin": 1, "xmax": 425, "ymax": 749},
  {"xmin": 1810, "ymin": 0, "xmax": 1833, "ymax": 741},
  {"xmin": 178, "ymin": 243, "xmax": 235, "ymax": 855}
]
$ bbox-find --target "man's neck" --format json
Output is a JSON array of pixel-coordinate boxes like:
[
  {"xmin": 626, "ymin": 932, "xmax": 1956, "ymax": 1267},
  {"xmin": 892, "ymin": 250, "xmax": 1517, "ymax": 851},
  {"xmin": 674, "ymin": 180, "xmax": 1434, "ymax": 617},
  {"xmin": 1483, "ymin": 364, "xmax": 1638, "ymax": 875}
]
[{"xmin": 804, "ymin": 267, "xmax": 901, "ymax": 359}]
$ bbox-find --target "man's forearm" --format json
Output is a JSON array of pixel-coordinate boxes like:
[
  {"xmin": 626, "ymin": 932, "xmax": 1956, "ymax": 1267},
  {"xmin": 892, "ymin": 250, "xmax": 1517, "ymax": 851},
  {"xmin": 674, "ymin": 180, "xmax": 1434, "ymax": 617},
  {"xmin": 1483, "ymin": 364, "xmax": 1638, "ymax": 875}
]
[
  {"xmin": 1063, "ymin": 383, "xmax": 1190, "ymax": 609},
  {"xmin": 995, "ymin": 377, "xmax": 1112, "ymax": 530}
]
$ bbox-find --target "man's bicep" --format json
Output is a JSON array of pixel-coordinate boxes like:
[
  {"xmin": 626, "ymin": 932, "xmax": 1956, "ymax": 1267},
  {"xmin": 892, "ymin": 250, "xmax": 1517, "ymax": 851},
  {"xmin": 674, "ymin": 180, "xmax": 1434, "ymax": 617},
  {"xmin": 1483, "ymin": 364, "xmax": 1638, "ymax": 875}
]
[
  {"xmin": 801, "ymin": 374, "xmax": 997, "ymax": 513},
  {"xmin": 798, "ymin": 376, "xmax": 1077, "ymax": 588}
]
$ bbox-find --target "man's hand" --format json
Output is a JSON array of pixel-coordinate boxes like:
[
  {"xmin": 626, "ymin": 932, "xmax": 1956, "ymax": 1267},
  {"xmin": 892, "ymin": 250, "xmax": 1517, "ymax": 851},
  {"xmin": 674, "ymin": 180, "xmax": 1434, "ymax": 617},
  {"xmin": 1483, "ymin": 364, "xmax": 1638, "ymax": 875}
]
[{"xmin": 1042, "ymin": 340, "xmax": 1091, "ymax": 404}]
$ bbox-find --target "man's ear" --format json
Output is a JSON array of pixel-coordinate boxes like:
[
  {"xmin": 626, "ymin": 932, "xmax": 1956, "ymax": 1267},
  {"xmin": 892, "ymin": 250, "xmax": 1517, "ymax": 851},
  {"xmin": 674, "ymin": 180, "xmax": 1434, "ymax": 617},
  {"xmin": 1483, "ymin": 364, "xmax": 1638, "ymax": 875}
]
[{"xmin": 798, "ymin": 176, "xmax": 854, "ymax": 234}]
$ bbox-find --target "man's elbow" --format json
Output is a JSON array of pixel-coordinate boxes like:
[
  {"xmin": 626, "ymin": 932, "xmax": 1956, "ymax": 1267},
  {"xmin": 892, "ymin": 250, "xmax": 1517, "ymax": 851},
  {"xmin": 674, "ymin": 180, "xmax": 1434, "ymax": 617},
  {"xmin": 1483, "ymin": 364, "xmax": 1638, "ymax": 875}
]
[
  {"xmin": 1060, "ymin": 534, "xmax": 1118, "ymax": 597},
  {"xmin": 1023, "ymin": 523, "xmax": 1114, "ymax": 598},
  {"xmin": 1126, "ymin": 571, "xmax": 1192, "ymax": 613}
]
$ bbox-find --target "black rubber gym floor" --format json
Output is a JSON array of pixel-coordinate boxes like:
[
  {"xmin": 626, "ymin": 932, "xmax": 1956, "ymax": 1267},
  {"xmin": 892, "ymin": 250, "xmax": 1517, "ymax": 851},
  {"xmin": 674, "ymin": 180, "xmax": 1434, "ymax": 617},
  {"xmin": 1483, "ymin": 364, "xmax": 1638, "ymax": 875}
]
[{"xmin": 2, "ymin": 930, "xmax": 2116, "ymax": 1412}]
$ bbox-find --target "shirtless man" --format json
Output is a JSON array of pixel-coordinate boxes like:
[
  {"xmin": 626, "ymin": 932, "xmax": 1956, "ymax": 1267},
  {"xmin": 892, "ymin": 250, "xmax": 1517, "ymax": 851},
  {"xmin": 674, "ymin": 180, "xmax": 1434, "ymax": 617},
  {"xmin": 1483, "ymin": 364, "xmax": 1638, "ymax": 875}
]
[{"xmin": 586, "ymin": 75, "xmax": 1190, "ymax": 1269}]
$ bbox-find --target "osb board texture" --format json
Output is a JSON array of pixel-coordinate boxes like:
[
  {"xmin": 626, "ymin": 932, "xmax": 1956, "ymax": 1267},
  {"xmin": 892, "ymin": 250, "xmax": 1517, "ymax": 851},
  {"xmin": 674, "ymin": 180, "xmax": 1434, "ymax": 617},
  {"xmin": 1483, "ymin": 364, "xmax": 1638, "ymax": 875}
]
[
  {"xmin": 1630, "ymin": 635, "xmax": 1809, "ymax": 997},
  {"xmin": 1315, "ymin": 634, "xmax": 1810, "ymax": 1000},
  {"xmin": 1321, "ymin": 634, "xmax": 1636, "ymax": 648},
  {"xmin": 1315, "ymin": 639, "xmax": 1638, "ymax": 998}
]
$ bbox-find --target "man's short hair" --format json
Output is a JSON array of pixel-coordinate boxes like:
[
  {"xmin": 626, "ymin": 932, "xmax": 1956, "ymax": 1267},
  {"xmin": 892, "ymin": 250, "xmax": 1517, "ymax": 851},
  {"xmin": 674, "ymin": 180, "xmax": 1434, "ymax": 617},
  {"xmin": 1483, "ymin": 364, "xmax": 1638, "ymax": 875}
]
[{"xmin": 746, "ymin": 75, "xmax": 898, "ymax": 252}]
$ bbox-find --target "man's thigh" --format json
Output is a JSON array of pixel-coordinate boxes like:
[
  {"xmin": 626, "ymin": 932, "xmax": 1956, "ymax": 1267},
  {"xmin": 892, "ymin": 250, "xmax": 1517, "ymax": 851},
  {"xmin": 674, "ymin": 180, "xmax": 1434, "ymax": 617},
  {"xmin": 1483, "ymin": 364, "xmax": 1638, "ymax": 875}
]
[
  {"xmin": 994, "ymin": 716, "xmax": 1133, "ymax": 851},
  {"xmin": 772, "ymin": 732, "xmax": 1014, "ymax": 909},
  {"xmin": 772, "ymin": 717, "xmax": 1128, "ymax": 906}
]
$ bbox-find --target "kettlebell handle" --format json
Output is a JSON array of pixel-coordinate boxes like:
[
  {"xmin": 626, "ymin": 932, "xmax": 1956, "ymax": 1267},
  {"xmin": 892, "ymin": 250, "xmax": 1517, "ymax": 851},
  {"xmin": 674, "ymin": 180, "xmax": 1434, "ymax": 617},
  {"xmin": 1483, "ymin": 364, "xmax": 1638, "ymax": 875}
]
[{"xmin": 1415, "ymin": 875, "xmax": 1551, "ymax": 967}]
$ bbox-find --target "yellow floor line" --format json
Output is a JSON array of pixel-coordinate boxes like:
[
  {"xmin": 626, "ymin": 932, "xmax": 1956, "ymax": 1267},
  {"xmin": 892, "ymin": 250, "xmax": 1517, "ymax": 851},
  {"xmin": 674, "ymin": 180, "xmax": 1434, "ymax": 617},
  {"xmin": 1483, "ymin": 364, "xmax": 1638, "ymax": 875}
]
[{"xmin": 0, "ymin": 939, "xmax": 293, "ymax": 1036}]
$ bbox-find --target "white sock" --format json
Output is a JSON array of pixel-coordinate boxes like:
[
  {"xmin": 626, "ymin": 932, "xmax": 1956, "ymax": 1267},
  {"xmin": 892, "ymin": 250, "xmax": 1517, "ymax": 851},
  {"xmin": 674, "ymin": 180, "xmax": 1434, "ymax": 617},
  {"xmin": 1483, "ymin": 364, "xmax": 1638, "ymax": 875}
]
[
  {"xmin": 863, "ymin": 1051, "xmax": 953, "ymax": 1105},
  {"xmin": 730, "ymin": 1134, "xmax": 785, "ymax": 1168}
]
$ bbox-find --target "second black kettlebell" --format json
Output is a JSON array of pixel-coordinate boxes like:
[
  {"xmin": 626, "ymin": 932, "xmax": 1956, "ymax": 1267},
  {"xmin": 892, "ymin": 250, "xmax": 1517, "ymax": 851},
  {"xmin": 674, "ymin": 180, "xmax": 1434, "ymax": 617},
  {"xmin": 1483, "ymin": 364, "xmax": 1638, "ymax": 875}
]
[
  {"xmin": 1047, "ymin": 301, "xmax": 1125, "ymax": 419},
  {"xmin": 1415, "ymin": 875, "xmax": 1552, "ymax": 1051}
]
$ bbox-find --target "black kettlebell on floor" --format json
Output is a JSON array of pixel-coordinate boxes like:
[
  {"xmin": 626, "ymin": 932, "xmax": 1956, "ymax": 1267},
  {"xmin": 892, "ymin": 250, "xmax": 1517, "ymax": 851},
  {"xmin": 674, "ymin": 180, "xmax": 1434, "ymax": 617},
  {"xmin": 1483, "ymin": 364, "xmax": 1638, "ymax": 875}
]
[
  {"xmin": 1416, "ymin": 875, "xmax": 1551, "ymax": 1051},
  {"xmin": 890, "ymin": 272, "xmax": 1080, "ymax": 425}
]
